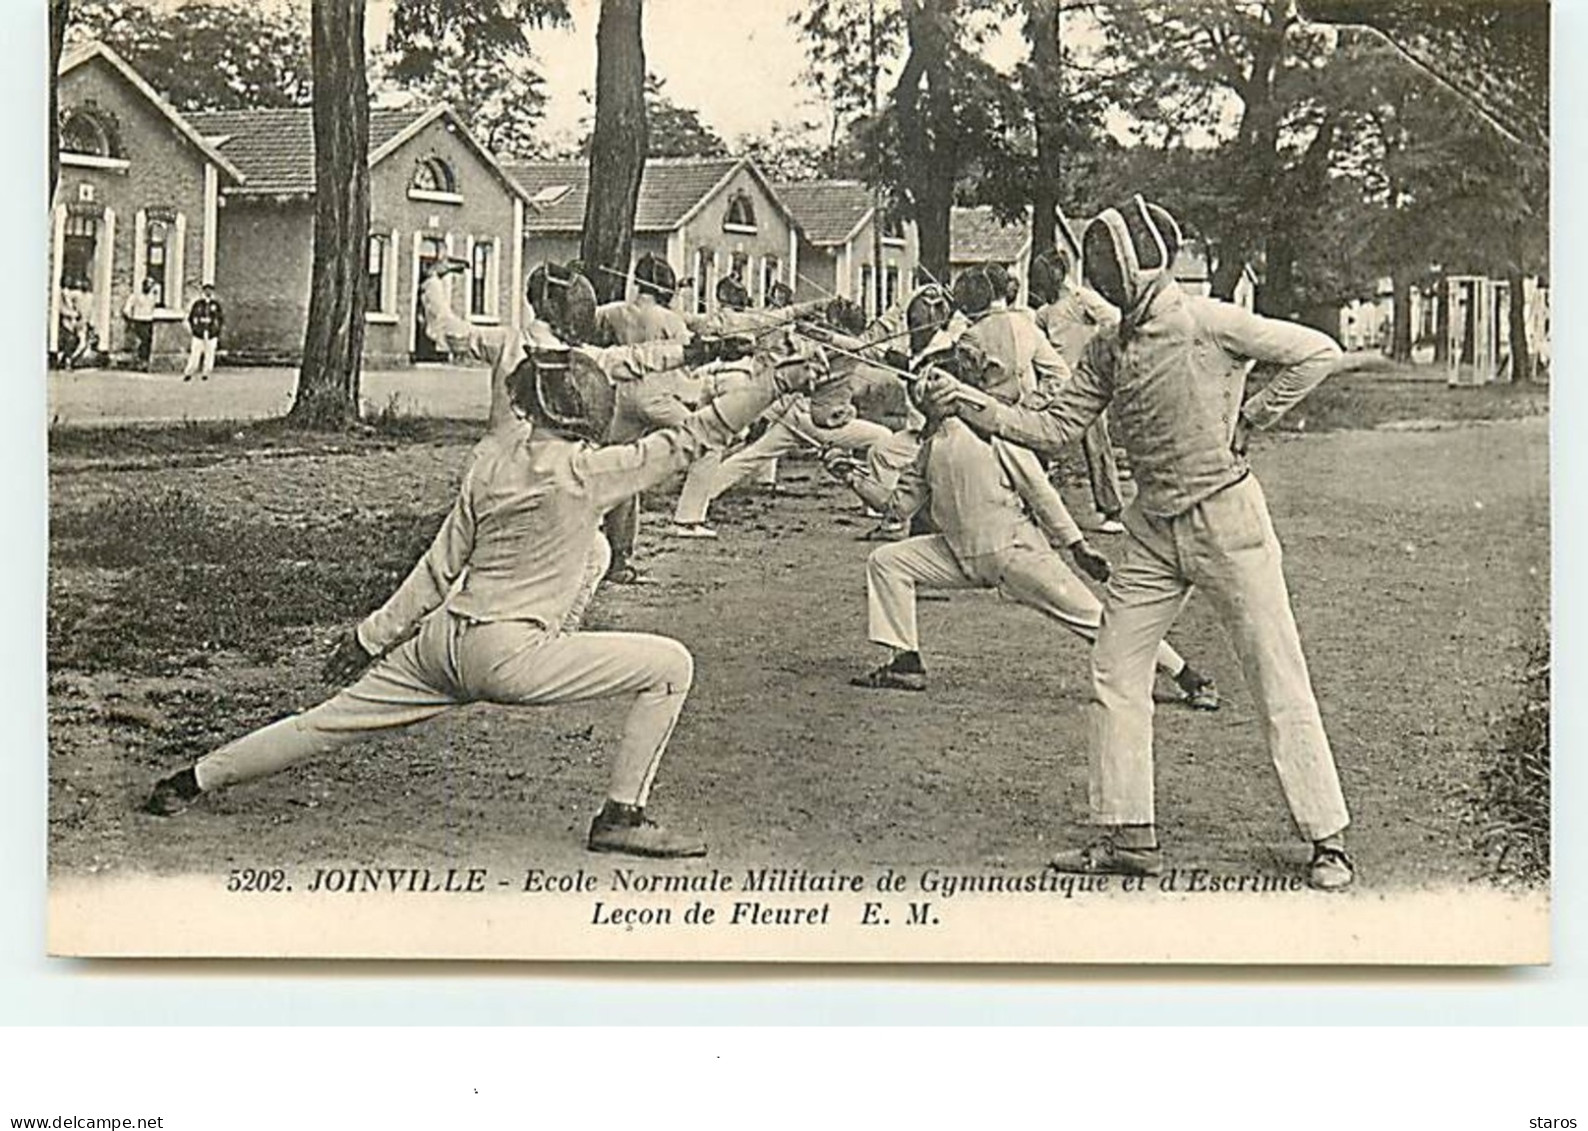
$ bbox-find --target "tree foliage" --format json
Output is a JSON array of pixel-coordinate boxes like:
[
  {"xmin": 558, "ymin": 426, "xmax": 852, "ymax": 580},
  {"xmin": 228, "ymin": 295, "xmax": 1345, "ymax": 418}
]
[
  {"xmin": 381, "ymin": 0, "xmax": 570, "ymax": 158},
  {"xmin": 642, "ymin": 74, "xmax": 728, "ymax": 158},
  {"xmin": 66, "ymin": 0, "xmax": 312, "ymax": 110}
]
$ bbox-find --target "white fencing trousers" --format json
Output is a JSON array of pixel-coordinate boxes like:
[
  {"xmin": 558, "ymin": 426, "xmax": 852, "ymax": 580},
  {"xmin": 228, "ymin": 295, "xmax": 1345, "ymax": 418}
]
[
  {"xmin": 183, "ymin": 336, "xmax": 218, "ymax": 377},
  {"xmin": 675, "ymin": 411, "xmax": 893, "ymax": 524},
  {"xmin": 1090, "ymin": 473, "xmax": 1349, "ymax": 840},
  {"xmin": 194, "ymin": 609, "xmax": 694, "ymax": 808},
  {"xmin": 865, "ymin": 528, "xmax": 1186, "ymax": 674}
]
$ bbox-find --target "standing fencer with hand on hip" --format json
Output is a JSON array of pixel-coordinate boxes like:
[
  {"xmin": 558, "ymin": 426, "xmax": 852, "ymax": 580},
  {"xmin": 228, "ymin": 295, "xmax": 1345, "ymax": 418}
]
[{"xmin": 920, "ymin": 196, "xmax": 1355, "ymax": 891}]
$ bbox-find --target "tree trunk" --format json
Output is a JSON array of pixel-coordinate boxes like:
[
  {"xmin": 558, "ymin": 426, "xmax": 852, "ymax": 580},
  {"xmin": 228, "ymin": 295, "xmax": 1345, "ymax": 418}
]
[
  {"xmin": 289, "ymin": 0, "xmax": 370, "ymax": 430},
  {"xmin": 1258, "ymin": 233, "xmax": 1294, "ymax": 317},
  {"xmin": 1210, "ymin": 254, "xmax": 1244, "ymax": 303},
  {"xmin": 48, "ymin": 0, "xmax": 70, "ymax": 208},
  {"xmin": 897, "ymin": 0, "xmax": 955, "ymax": 285},
  {"xmin": 1025, "ymin": 0, "xmax": 1060, "ymax": 257},
  {"xmin": 1507, "ymin": 268, "xmax": 1533, "ymax": 384},
  {"xmin": 582, "ymin": 0, "xmax": 647, "ymax": 305},
  {"xmin": 1434, "ymin": 274, "xmax": 1450, "ymax": 363},
  {"xmin": 1390, "ymin": 270, "xmax": 1412, "ymax": 362}
]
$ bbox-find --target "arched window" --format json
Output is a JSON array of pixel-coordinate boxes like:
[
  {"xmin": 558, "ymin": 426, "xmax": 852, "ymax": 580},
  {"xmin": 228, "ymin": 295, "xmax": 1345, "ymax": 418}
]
[
  {"xmin": 60, "ymin": 106, "xmax": 118, "ymax": 159},
  {"xmin": 410, "ymin": 157, "xmax": 458, "ymax": 197},
  {"xmin": 723, "ymin": 189, "xmax": 757, "ymax": 233}
]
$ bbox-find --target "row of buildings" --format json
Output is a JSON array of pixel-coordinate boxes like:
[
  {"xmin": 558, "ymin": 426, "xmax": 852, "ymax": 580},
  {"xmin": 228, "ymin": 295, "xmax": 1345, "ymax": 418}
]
[{"xmin": 50, "ymin": 42, "xmax": 1247, "ymax": 371}]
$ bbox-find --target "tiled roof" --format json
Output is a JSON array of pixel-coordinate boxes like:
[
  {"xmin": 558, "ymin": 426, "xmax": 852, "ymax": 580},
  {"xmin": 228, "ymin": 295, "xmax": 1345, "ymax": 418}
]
[
  {"xmin": 950, "ymin": 205, "xmax": 1031, "ymax": 264},
  {"xmin": 774, "ymin": 180, "xmax": 874, "ymax": 246},
  {"xmin": 505, "ymin": 157, "xmax": 743, "ymax": 233},
  {"xmin": 188, "ymin": 107, "xmax": 433, "ymax": 196}
]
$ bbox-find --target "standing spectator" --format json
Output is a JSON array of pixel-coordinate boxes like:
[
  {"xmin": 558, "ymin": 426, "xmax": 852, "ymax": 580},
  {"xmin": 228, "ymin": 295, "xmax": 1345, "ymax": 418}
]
[
  {"xmin": 183, "ymin": 283, "xmax": 224, "ymax": 382},
  {"xmin": 122, "ymin": 278, "xmax": 158, "ymax": 371}
]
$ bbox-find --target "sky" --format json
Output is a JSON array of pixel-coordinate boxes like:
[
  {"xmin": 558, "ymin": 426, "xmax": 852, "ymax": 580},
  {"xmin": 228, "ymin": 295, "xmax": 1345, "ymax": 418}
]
[{"xmin": 367, "ymin": 0, "xmax": 1030, "ymax": 151}]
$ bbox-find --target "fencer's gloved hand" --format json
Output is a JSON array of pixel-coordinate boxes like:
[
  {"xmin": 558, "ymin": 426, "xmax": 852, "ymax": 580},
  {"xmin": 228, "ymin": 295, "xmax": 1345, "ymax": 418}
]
[
  {"xmin": 683, "ymin": 336, "xmax": 718, "ymax": 368},
  {"xmin": 323, "ymin": 629, "xmax": 375, "ymax": 686},
  {"xmin": 716, "ymin": 335, "xmax": 755, "ymax": 362},
  {"xmin": 917, "ymin": 370, "xmax": 970, "ymax": 417},
  {"xmin": 765, "ymin": 349, "xmax": 822, "ymax": 395},
  {"xmin": 821, "ymin": 447, "xmax": 863, "ymax": 482},
  {"xmin": 1069, "ymin": 539, "xmax": 1112, "ymax": 584}
]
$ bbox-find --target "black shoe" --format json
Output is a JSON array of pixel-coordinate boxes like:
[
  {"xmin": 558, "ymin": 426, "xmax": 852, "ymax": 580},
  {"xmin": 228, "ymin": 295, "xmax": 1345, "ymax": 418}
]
[
  {"xmin": 587, "ymin": 802, "xmax": 706, "ymax": 858},
  {"xmin": 1048, "ymin": 837, "xmax": 1163, "ymax": 876},
  {"xmin": 142, "ymin": 769, "xmax": 200, "ymax": 817},
  {"xmin": 850, "ymin": 662, "xmax": 926, "ymax": 692},
  {"xmin": 1308, "ymin": 844, "xmax": 1355, "ymax": 891},
  {"xmin": 1174, "ymin": 666, "xmax": 1220, "ymax": 711}
]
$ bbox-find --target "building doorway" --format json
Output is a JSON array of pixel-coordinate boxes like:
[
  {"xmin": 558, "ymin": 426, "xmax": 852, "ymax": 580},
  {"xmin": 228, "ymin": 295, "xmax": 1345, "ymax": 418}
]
[{"xmin": 412, "ymin": 234, "xmax": 449, "ymax": 363}]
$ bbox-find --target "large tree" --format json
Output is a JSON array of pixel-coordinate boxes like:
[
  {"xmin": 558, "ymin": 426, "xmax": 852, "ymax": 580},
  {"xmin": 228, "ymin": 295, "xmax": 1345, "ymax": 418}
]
[
  {"xmin": 799, "ymin": 0, "xmax": 1025, "ymax": 283},
  {"xmin": 1091, "ymin": 0, "xmax": 1341, "ymax": 309},
  {"xmin": 382, "ymin": 0, "xmax": 570, "ymax": 159},
  {"xmin": 581, "ymin": 0, "xmax": 648, "ymax": 305},
  {"xmin": 289, "ymin": 0, "xmax": 371, "ymax": 430},
  {"xmin": 66, "ymin": 0, "xmax": 312, "ymax": 110}
]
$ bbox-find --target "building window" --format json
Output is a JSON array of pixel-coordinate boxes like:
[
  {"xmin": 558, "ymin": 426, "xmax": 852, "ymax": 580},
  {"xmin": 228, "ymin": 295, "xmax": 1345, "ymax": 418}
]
[
  {"xmin": 694, "ymin": 248, "xmax": 715, "ymax": 315},
  {"xmin": 367, "ymin": 233, "xmax": 390, "ymax": 313},
  {"xmin": 61, "ymin": 211, "xmax": 99, "ymax": 292},
  {"xmin": 860, "ymin": 263, "xmax": 876, "ymax": 319},
  {"xmin": 409, "ymin": 157, "xmax": 460, "ymax": 201},
  {"xmin": 884, "ymin": 264, "xmax": 900, "ymax": 311},
  {"xmin": 145, "ymin": 219, "xmax": 170, "ymax": 307},
  {"xmin": 60, "ymin": 106, "xmax": 119, "ymax": 159},
  {"xmin": 760, "ymin": 256, "xmax": 781, "ymax": 306},
  {"xmin": 880, "ymin": 211, "xmax": 906, "ymax": 246},
  {"xmin": 470, "ymin": 239, "xmax": 497, "ymax": 318},
  {"xmin": 723, "ymin": 190, "xmax": 757, "ymax": 233}
]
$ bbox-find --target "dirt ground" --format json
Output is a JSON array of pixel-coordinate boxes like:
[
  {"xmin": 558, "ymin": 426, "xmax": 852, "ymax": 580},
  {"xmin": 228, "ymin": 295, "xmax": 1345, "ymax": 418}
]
[{"xmin": 47, "ymin": 403, "xmax": 1549, "ymax": 890}]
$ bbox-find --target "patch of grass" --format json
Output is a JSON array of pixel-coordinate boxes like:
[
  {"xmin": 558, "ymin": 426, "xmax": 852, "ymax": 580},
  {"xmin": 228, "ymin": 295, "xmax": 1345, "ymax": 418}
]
[
  {"xmin": 364, "ymin": 391, "xmax": 432, "ymax": 440},
  {"xmin": 48, "ymin": 415, "xmax": 481, "ymax": 461},
  {"xmin": 50, "ymin": 491, "xmax": 446, "ymax": 676},
  {"xmin": 1269, "ymin": 362, "xmax": 1548, "ymax": 434},
  {"xmin": 1471, "ymin": 627, "xmax": 1550, "ymax": 885}
]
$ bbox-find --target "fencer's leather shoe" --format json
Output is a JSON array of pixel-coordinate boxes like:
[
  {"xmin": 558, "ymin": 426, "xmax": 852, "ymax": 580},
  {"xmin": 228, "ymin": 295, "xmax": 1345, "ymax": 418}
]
[
  {"xmin": 142, "ymin": 769, "xmax": 200, "ymax": 817},
  {"xmin": 587, "ymin": 802, "xmax": 707, "ymax": 858},
  {"xmin": 1307, "ymin": 844, "xmax": 1355, "ymax": 891},
  {"xmin": 1173, "ymin": 667, "xmax": 1221, "ymax": 711},
  {"xmin": 849, "ymin": 663, "xmax": 927, "ymax": 692},
  {"xmin": 1047, "ymin": 838, "xmax": 1163, "ymax": 877},
  {"xmin": 666, "ymin": 522, "xmax": 718, "ymax": 540}
]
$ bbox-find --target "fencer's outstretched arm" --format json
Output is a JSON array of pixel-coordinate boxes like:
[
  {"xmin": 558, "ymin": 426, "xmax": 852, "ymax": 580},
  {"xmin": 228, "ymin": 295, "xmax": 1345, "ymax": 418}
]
[
  {"xmin": 683, "ymin": 299, "xmax": 826, "ymax": 338},
  {"xmin": 994, "ymin": 438, "xmax": 1084, "ymax": 548},
  {"xmin": 419, "ymin": 276, "xmax": 690, "ymax": 433},
  {"xmin": 945, "ymin": 336, "xmax": 1114, "ymax": 459},
  {"xmin": 571, "ymin": 357, "xmax": 809, "ymax": 513},
  {"xmin": 355, "ymin": 469, "xmax": 479, "ymax": 655}
]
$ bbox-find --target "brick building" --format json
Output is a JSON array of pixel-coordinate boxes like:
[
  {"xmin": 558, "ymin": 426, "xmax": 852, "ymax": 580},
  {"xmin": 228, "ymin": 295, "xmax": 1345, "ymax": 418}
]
[
  {"xmin": 506, "ymin": 157, "xmax": 801, "ymax": 315},
  {"xmin": 776, "ymin": 180, "xmax": 919, "ymax": 318},
  {"xmin": 188, "ymin": 103, "xmax": 530, "ymax": 366},
  {"xmin": 50, "ymin": 44, "xmax": 531, "ymax": 369},
  {"xmin": 50, "ymin": 43, "xmax": 244, "ymax": 366}
]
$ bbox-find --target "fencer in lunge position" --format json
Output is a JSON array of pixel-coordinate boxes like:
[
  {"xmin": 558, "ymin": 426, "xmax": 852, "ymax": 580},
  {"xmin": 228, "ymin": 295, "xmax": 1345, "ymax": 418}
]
[
  {"xmin": 143, "ymin": 331, "xmax": 815, "ymax": 858},
  {"xmin": 920, "ymin": 196, "xmax": 1355, "ymax": 890},
  {"xmin": 851, "ymin": 340, "xmax": 1219, "ymax": 712}
]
